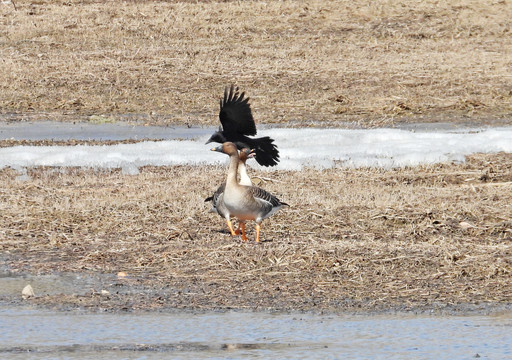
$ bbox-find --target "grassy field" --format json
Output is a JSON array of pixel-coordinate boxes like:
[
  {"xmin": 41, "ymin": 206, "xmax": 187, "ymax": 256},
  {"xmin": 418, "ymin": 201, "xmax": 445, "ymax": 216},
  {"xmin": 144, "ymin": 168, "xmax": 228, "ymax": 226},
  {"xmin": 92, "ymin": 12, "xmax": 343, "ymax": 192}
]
[
  {"xmin": 1, "ymin": 0, "xmax": 511, "ymax": 127},
  {"xmin": 1, "ymin": 0, "xmax": 511, "ymax": 312},
  {"xmin": 1, "ymin": 154, "xmax": 511, "ymax": 312}
]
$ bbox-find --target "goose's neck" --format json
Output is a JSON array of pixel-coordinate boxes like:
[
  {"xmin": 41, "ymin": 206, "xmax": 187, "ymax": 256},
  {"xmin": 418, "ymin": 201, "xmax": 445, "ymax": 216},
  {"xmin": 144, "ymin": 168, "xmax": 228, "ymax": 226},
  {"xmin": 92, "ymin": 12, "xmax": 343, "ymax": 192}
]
[
  {"xmin": 226, "ymin": 152, "xmax": 240, "ymax": 188},
  {"xmin": 238, "ymin": 160, "xmax": 252, "ymax": 186}
]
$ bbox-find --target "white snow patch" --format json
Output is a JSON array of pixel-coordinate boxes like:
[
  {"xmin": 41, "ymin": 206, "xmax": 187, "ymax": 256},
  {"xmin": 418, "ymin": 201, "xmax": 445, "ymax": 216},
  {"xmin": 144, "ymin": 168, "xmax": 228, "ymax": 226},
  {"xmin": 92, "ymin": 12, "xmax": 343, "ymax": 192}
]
[{"xmin": 1, "ymin": 127, "xmax": 511, "ymax": 171}]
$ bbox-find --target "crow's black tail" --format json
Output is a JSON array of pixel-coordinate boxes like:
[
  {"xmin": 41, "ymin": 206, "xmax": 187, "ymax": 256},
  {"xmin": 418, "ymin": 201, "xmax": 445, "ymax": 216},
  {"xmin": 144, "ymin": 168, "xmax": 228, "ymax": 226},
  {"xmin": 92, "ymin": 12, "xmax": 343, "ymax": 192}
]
[{"xmin": 253, "ymin": 136, "xmax": 279, "ymax": 167}]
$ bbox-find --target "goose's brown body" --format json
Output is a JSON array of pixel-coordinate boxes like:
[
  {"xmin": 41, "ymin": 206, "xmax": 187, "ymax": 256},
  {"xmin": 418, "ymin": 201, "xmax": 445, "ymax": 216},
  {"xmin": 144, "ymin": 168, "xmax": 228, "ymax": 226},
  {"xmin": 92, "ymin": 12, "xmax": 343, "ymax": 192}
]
[
  {"xmin": 211, "ymin": 142, "xmax": 287, "ymax": 242},
  {"xmin": 205, "ymin": 148, "xmax": 254, "ymax": 236}
]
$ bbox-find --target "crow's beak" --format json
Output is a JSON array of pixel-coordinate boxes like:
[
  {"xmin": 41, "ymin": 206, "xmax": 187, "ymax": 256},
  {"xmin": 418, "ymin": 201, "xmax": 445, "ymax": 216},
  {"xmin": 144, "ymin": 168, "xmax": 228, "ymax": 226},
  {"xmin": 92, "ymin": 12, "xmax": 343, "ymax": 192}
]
[{"xmin": 205, "ymin": 138, "xmax": 212, "ymax": 145}]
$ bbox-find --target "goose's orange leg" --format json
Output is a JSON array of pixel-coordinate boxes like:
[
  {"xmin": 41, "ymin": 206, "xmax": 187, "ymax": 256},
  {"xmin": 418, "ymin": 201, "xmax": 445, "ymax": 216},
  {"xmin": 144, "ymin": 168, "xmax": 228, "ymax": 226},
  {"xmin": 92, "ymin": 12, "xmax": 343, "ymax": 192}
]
[
  {"xmin": 226, "ymin": 219, "xmax": 237, "ymax": 236},
  {"xmin": 255, "ymin": 223, "xmax": 261, "ymax": 243},
  {"xmin": 240, "ymin": 222, "xmax": 248, "ymax": 242}
]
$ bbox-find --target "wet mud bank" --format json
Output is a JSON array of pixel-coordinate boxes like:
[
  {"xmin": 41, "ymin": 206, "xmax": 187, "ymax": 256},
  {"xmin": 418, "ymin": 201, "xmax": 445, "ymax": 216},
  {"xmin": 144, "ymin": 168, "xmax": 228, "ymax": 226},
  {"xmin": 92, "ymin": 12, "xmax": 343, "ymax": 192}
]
[{"xmin": 2, "ymin": 266, "xmax": 511, "ymax": 316}]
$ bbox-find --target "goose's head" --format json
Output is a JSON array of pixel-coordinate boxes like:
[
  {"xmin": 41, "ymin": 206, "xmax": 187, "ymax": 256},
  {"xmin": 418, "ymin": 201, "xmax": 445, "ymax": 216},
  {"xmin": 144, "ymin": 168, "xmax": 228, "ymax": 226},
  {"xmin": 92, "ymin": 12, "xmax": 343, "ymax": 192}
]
[
  {"xmin": 239, "ymin": 148, "xmax": 256, "ymax": 162},
  {"xmin": 210, "ymin": 142, "xmax": 239, "ymax": 156}
]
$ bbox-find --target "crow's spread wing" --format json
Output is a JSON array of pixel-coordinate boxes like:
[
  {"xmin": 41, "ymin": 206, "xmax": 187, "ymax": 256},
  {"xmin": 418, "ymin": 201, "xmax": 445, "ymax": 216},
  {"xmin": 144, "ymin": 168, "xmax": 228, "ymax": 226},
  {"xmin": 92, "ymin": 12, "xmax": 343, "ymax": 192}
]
[{"xmin": 219, "ymin": 85, "xmax": 257, "ymax": 136}]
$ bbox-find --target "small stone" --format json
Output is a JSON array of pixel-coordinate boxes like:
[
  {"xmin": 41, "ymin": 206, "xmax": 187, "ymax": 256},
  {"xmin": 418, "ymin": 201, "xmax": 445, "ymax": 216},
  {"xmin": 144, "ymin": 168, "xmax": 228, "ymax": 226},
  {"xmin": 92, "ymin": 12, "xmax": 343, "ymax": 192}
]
[
  {"xmin": 101, "ymin": 289, "xmax": 110, "ymax": 296},
  {"xmin": 459, "ymin": 221, "xmax": 473, "ymax": 229},
  {"xmin": 22, "ymin": 284, "xmax": 35, "ymax": 299},
  {"xmin": 117, "ymin": 271, "xmax": 128, "ymax": 278},
  {"xmin": 222, "ymin": 344, "xmax": 238, "ymax": 350}
]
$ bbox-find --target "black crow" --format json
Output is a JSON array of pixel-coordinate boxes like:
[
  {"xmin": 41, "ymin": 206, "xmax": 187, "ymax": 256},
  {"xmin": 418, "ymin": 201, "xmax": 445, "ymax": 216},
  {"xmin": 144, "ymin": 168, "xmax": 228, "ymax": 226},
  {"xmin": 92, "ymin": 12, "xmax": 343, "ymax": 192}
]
[{"xmin": 205, "ymin": 85, "xmax": 279, "ymax": 167}]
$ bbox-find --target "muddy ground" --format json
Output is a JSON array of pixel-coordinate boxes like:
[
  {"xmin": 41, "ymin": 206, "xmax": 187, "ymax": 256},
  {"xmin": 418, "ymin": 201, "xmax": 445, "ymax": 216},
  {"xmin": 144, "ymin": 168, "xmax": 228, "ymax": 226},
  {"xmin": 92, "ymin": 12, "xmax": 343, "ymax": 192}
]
[{"xmin": 1, "ymin": 152, "xmax": 511, "ymax": 313}]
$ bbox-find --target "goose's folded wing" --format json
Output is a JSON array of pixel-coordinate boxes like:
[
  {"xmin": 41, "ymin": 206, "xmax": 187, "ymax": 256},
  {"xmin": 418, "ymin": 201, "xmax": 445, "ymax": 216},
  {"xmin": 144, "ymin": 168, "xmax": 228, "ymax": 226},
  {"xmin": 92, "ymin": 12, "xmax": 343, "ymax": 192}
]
[
  {"xmin": 249, "ymin": 186, "xmax": 283, "ymax": 208},
  {"xmin": 219, "ymin": 85, "xmax": 257, "ymax": 136},
  {"xmin": 205, "ymin": 182, "xmax": 226, "ymax": 204},
  {"xmin": 212, "ymin": 182, "xmax": 226, "ymax": 205}
]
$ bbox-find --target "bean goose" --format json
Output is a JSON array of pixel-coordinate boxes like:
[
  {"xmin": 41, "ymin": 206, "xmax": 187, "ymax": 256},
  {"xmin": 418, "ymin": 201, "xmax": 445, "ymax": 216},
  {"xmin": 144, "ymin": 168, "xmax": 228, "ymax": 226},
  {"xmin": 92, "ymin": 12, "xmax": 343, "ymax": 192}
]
[
  {"xmin": 205, "ymin": 148, "xmax": 255, "ymax": 238},
  {"xmin": 211, "ymin": 142, "xmax": 287, "ymax": 242},
  {"xmin": 205, "ymin": 85, "xmax": 280, "ymax": 167}
]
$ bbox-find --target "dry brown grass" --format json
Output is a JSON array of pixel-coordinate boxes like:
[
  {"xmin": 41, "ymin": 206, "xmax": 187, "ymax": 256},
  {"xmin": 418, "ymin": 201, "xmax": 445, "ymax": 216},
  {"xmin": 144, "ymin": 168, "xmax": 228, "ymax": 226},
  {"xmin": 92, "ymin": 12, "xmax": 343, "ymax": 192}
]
[
  {"xmin": 1, "ymin": 153, "xmax": 511, "ymax": 311},
  {"xmin": 1, "ymin": 0, "xmax": 511, "ymax": 127}
]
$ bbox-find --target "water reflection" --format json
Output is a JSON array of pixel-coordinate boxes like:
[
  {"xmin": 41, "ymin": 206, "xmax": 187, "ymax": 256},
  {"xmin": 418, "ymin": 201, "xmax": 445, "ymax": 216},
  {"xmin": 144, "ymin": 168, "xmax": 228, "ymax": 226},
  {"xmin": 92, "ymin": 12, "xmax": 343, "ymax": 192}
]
[{"xmin": 0, "ymin": 307, "xmax": 510, "ymax": 359}]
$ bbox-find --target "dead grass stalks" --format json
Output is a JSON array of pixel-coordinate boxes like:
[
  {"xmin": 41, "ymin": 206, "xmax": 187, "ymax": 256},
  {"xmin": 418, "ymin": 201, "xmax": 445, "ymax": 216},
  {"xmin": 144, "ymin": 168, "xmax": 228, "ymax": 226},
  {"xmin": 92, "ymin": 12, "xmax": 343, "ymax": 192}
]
[
  {"xmin": 1, "ymin": 0, "xmax": 511, "ymax": 127},
  {"xmin": 1, "ymin": 153, "xmax": 511, "ymax": 311}
]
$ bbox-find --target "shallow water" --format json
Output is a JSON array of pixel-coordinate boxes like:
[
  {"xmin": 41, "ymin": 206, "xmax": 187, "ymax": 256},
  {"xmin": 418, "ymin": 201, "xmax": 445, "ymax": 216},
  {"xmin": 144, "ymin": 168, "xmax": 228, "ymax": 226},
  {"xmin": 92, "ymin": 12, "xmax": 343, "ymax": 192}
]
[
  {"xmin": 0, "ymin": 121, "xmax": 212, "ymax": 141},
  {"xmin": 0, "ymin": 120, "xmax": 490, "ymax": 142},
  {"xmin": 0, "ymin": 272, "xmax": 101, "ymax": 297},
  {"xmin": 0, "ymin": 305, "xmax": 510, "ymax": 359}
]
